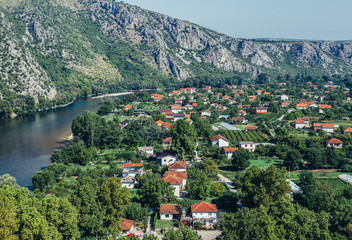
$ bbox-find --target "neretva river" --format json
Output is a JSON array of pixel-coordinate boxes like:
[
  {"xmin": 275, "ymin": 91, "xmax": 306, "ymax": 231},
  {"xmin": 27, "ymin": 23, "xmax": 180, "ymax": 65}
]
[{"xmin": 0, "ymin": 98, "xmax": 103, "ymax": 188}]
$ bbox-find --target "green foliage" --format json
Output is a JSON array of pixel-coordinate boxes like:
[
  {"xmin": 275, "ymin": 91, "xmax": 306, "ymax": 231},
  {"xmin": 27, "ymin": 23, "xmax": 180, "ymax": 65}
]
[
  {"xmin": 232, "ymin": 148, "xmax": 251, "ymax": 171},
  {"xmin": 236, "ymin": 165, "xmax": 290, "ymax": 208},
  {"xmin": 162, "ymin": 226, "xmax": 201, "ymax": 240},
  {"xmin": 211, "ymin": 182, "xmax": 225, "ymax": 196},
  {"xmin": 170, "ymin": 119, "xmax": 197, "ymax": 159},
  {"xmin": 124, "ymin": 203, "xmax": 149, "ymax": 222},
  {"xmin": 283, "ymin": 150, "xmax": 302, "ymax": 171}
]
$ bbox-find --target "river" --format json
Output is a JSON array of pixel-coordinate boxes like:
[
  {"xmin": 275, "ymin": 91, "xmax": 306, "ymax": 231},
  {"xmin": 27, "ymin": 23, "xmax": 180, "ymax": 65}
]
[{"xmin": 0, "ymin": 98, "xmax": 103, "ymax": 188}]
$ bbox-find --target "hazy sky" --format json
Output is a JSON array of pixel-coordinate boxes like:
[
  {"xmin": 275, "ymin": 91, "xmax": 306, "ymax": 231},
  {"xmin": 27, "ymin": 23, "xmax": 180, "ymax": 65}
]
[{"xmin": 124, "ymin": 0, "xmax": 352, "ymax": 41}]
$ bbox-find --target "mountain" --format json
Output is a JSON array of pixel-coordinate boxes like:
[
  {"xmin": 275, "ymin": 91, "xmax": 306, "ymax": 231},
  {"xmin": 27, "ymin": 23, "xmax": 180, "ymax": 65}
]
[{"xmin": 1, "ymin": 0, "xmax": 352, "ymax": 117}]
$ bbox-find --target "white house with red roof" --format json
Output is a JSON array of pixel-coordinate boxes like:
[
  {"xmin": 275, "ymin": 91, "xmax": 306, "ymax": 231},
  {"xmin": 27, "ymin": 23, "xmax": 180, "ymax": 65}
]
[
  {"xmin": 344, "ymin": 128, "xmax": 352, "ymax": 134},
  {"xmin": 122, "ymin": 163, "xmax": 143, "ymax": 177},
  {"xmin": 200, "ymin": 110, "xmax": 211, "ymax": 117},
  {"xmin": 161, "ymin": 175, "xmax": 183, "ymax": 197},
  {"xmin": 157, "ymin": 151, "xmax": 178, "ymax": 167},
  {"xmin": 165, "ymin": 171, "xmax": 187, "ymax": 188},
  {"xmin": 168, "ymin": 162, "xmax": 187, "ymax": 172},
  {"xmin": 223, "ymin": 147, "xmax": 238, "ymax": 159},
  {"xmin": 280, "ymin": 94, "xmax": 289, "ymax": 101},
  {"xmin": 256, "ymin": 107, "xmax": 268, "ymax": 114},
  {"xmin": 326, "ymin": 138, "xmax": 343, "ymax": 148},
  {"xmin": 162, "ymin": 138, "xmax": 172, "ymax": 149},
  {"xmin": 121, "ymin": 218, "xmax": 134, "ymax": 236},
  {"xmin": 211, "ymin": 134, "xmax": 229, "ymax": 147},
  {"xmin": 191, "ymin": 201, "xmax": 218, "ymax": 226},
  {"xmin": 160, "ymin": 204, "xmax": 182, "ymax": 220}
]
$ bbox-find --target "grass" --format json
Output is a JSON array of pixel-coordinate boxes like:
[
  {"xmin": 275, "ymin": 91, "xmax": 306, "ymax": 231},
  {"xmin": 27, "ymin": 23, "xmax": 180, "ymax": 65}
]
[
  {"xmin": 155, "ymin": 220, "xmax": 174, "ymax": 229},
  {"xmin": 288, "ymin": 170, "xmax": 352, "ymax": 180},
  {"xmin": 316, "ymin": 178, "xmax": 349, "ymax": 194},
  {"xmin": 250, "ymin": 157, "xmax": 283, "ymax": 168},
  {"xmin": 66, "ymin": 163, "xmax": 111, "ymax": 171},
  {"xmin": 97, "ymin": 148, "xmax": 128, "ymax": 155}
]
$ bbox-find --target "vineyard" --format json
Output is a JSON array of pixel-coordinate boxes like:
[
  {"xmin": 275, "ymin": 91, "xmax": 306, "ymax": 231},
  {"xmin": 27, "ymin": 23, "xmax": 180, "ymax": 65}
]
[{"xmin": 219, "ymin": 130, "xmax": 269, "ymax": 144}]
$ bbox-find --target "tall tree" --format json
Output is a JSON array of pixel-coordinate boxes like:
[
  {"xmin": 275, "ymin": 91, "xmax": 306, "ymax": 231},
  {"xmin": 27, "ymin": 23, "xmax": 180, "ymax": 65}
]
[
  {"xmin": 99, "ymin": 177, "xmax": 130, "ymax": 236},
  {"xmin": 237, "ymin": 165, "xmax": 290, "ymax": 208},
  {"xmin": 163, "ymin": 226, "xmax": 201, "ymax": 240},
  {"xmin": 170, "ymin": 119, "xmax": 197, "ymax": 159},
  {"xmin": 232, "ymin": 148, "xmax": 251, "ymax": 171},
  {"xmin": 0, "ymin": 190, "xmax": 19, "ymax": 240},
  {"xmin": 284, "ymin": 150, "xmax": 302, "ymax": 171}
]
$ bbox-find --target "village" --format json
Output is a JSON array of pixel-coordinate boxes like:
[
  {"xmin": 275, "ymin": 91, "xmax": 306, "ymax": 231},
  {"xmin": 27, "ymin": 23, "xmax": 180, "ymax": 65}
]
[{"xmin": 27, "ymin": 77, "xmax": 352, "ymax": 240}]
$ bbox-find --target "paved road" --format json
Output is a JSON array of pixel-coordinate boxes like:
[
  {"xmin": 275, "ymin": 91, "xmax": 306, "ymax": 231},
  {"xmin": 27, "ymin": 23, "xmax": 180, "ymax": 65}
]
[
  {"xmin": 197, "ymin": 230, "xmax": 221, "ymax": 240},
  {"xmin": 218, "ymin": 174, "xmax": 236, "ymax": 193}
]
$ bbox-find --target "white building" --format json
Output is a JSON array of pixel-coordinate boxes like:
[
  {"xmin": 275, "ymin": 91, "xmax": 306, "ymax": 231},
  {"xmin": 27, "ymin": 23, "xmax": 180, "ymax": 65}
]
[
  {"xmin": 200, "ymin": 110, "xmax": 211, "ymax": 117},
  {"xmin": 211, "ymin": 134, "xmax": 229, "ymax": 147},
  {"xmin": 281, "ymin": 94, "xmax": 289, "ymax": 101},
  {"xmin": 223, "ymin": 147, "xmax": 238, "ymax": 159},
  {"xmin": 137, "ymin": 146, "xmax": 154, "ymax": 157},
  {"xmin": 121, "ymin": 176, "xmax": 136, "ymax": 189},
  {"xmin": 161, "ymin": 175, "xmax": 182, "ymax": 197},
  {"xmin": 122, "ymin": 163, "xmax": 143, "ymax": 177},
  {"xmin": 160, "ymin": 204, "xmax": 182, "ymax": 220},
  {"xmin": 157, "ymin": 151, "xmax": 178, "ymax": 167},
  {"xmin": 239, "ymin": 141, "xmax": 256, "ymax": 152},
  {"xmin": 191, "ymin": 201, "xmax": 218, "ymax": 226},
  {"xmin": 168, "ymin": 162, "xmax": 187, "ymax": 172}
]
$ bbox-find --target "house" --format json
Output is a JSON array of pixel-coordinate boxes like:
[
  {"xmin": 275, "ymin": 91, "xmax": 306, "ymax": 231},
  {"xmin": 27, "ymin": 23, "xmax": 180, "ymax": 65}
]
[
  {"xmin": 211, "ymin": 134, "xmax": 229, "ymax": 147},
  {"xmin": 162, "ymin": 122, "xmax": 173, "ymax": 129},
  {"xmin": 123, "ymin": 105, "xmax": 132, "ymax": 111},
  {"xmin": 121, "ymin": 176, "xmax": 136, "ymax": 189},
  {"xmin": 161, "ymin": 175, "xmax": 183, "ymax": 197},
  {"xmin": 174, "ymin": 98, "xmax": 183, "ymax": 104},
  {"xmin": 344, "ymin": 128, "xmax": 352, "ymax": 134},
  {"xmin": 218, "ymin": 122, "xmax": 242, "ymax": 131},
  {"xmin": 319, "ymin": 104, "xmax": 332, "ymax": 112},
  {"xmin": 192, "ymin": 103, "xmax": 198, "ymax": 108},
  {"xmin": 162, "ymin": 137, "xmax": 172, "ymax": 148},
  {"xmin": 296, "ymin": 104, "xmax": 307, "ymax": 110},
  {"xmin": 168, "ymin": 162, "xmax": 187, "ymax": 172},
  {"xmin": 281, "ymin": 94, "xmax": 289, "ymax": 101},
  {"xmin": 281, "ymin": 102, "xmax": 289, "ymax": 107},
  {"xmin": 151, "ymin": 94, "xmax": 164, "ymax": 102},
  {"xmin": 245, "ymin": 125, "xmax": 258, "ymax": 131},
  {"xmin": 155, "ymin": 120, "xmax": 164, "ymax": 126},
  {"xmin": 171, "ymin": 105, "xmax": 182, "ymax": 114},
  {"xmin": 239, "ymin": 141, "xmax": 256, "ymax": 152},
  {"xmin": 313, "ymin": 123, "xmax": 335, "ymax": 133},
  {"xmin": 256, "ymin": 107, "xmax": 268, "ymax": 114},
  {"xmin": 238, "ymin": 110, "xmax": 247, "ymax": 116},
  {"xmin": 191, "ymin": 201, "xmax": 218, "ymax": 226},
  {"xmin": 121, "ymin": 219, "xmax": 134, "ymax": 236},
  {"xmin": 174, "ymin": 114, "xmax": 185, "ymax": 122},
  {"xmin": 200, "ymin": 110, "xmax": 211, "ymax": 117},
  {"xmin": 183, "ymin": 104, "xmax": 193, "ymax": 110},
  {"xmin": 326, "ymin": 138, "xmax": 343, "ymax": 148},
  {"xmin": 294, "ymin": 120, "xmax": 306, "ymax": 129},
  {"xmin": 232, "ymin": 117, "xmax": 247, "ymax": 124},
  {"xmin": 296, "ymin": 118, "xmax": 310, "ymax": 128},
  {"xmin": 223, "ymin": 147, "xmax": 238, "ymax": 159},
  {"xmin": 160, "ymin": 204, "xmax": 182, "ymax": 220},
  {"xmin": 157, "ymin": 151, "xmax": 178, "ymax": 167},
  {"xmin": 320, "ymin": 96, "xmax": 326, "ymax": 102},
  {"xmin": 159, "ymin": 109, "xmax": 172, "ymax": 114},
  {"xmin": 137, "ymin": 146, "xmax": 154, "ymax": 157},
  {"xmin": 122, "ymin": 163, "xmax": 143, "ymax": 177},
  {"xmin": 165, "ymin": 170, "xmax": 187, "ymax": 188}
]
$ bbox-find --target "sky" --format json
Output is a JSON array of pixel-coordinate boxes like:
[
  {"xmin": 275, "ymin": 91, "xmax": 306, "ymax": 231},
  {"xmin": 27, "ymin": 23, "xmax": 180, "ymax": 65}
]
[{"xmin": 124, "ymin": 0, "xmax": 352, "ymax": 41}]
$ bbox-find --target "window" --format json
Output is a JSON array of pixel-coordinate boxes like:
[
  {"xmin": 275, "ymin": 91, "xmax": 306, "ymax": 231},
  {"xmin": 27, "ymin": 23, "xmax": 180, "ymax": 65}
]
[{"xmin": 165, "ymin": 215, "xmax": 169, "ymax": 218}]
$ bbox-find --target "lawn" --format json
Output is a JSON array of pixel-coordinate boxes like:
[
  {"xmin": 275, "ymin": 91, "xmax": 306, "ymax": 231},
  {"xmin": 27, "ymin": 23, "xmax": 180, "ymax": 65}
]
[
  {"xmin": 250, "ymin": 157, "xmax": 283, "ymax": 168},
  {"xmin": 97, "ymin": 148, "xmax": 127, "ymax": 155},
  {"xmin": 288, "ymin": 170, "xmax": 352, "ymax": 180},
  {"xmin": 66, "ymin": 163, "xmax": 111, "ymax": 171},
  {"xmin": 155, "ymin": 220, "xmax": 174, "ymax": 229}
]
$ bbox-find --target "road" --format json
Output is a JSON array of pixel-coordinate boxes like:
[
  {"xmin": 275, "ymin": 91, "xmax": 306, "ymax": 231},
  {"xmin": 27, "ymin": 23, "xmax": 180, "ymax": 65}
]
[
  {"xmin": 217, "ymin": 174, "xmax": 236, "ymax": 193},
  {"xmin": 194, "ymin": 142, "xmax": 202, "ymax": 162}
]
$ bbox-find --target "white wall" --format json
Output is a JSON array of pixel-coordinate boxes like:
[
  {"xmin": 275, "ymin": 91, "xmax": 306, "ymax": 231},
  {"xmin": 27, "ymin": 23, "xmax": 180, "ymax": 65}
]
[
  {"xmin": 160, "ymin": 156, "xmax": 177, "ymax": 167},
  {"xmin": 218, "ymin": 139, "xmax": 229, "ymax": 147},
  {"xmin": 171, "ymin": 184, "xmax": 180, "ymax": 197},
  {"xmin": 160, "ymin": 214, "xmax": 173, "ymax": 220}
]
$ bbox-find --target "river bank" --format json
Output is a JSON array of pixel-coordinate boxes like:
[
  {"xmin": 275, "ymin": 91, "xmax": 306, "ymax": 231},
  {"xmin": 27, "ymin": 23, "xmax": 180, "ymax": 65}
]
[{"xmin": 91, "ymin": 91, "xmax": 134, "ymax": 99}]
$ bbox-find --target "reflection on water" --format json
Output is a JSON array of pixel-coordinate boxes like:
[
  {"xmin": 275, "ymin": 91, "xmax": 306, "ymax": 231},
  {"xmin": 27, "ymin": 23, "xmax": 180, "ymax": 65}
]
[{"xmin": 0, "ymin": 98, "xmax": 102, "ymax": 188}]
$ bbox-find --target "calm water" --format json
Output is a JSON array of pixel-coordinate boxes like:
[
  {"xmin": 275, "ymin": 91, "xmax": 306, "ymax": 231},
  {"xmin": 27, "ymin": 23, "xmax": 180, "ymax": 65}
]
[{"xmin": 0, "ymin": 98, "xmax": 102, "ymax": 188}]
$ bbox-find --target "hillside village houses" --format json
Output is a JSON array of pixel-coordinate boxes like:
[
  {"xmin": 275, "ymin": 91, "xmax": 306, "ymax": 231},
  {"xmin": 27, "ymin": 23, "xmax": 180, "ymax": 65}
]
[
  {"xmin": 326, "ymin": 138, "xmax": 343, "ymax": 148},
  {"xmin": 281, "ymin": 94, "xmax": 289, "ymax": 101},
  {"xmin": 239, "ymin": 141, "xmax": 256, "ymax": 152},
  {"xmin": 211, "ymin": 134, "xmax": 229, "ymax": 147}
]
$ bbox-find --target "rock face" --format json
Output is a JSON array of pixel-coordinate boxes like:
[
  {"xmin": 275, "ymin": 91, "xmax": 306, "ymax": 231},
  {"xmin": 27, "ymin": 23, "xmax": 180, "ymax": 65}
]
[{"xmin": 1, "ymin": 0, "xmax": 352, "ymax": 115}]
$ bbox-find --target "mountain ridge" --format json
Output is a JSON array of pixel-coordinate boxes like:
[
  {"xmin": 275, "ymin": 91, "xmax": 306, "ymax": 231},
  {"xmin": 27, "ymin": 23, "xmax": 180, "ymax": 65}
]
[{"xmin": 1, "ymin": 0, "xmax": 352, "ymax": 117}]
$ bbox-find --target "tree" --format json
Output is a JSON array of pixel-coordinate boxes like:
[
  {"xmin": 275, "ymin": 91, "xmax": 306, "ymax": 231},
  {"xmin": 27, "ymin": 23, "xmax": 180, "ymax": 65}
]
[
  {"xmin": 170, "ymin": 119, "xmax": 197, "ymax": 159},
  {"xmin": 304, "ymin": 148, "xmax": 324, "ymax": 169},
  {"xmin": 211, "ymin": 182, "xmax": 225, "ymax": 196},
  {"xmin": 163, "ymin": 226, "xmax": 201, "ymax": 240},
  {"xmin": 143, "ymin": 234, "xmax": 158, "ymax": 240},
  {"xmin": 139, "ymin": 174, "xmax": 176, "ymax": 210},
  {"xmin": 0, "ymin": 190, "xmax": 19, "ymax": 240},
  {"xmin": 39, "ymin": 196, "xmax": 80, "ymax": 240},
  {"xmin": 284, "ymin": 150, "xmax": 302, "ymax": 171},
  {"xmin": 202, "ymin": 159, "xmax": 219, "ymax": 178},
  {"xmin": 72, "ymin": 112, "xmax": 104, "ymax": 147},
  {"xmin": 232, "ymin": 149, "xmax": 251, "ymax": 171},
  {"xmin": 294, "ymin": 171, "xmax": 319, "ymax": 210},
  {"xmin": 0, "ymin": 174, "xmax": 18, "ymax": 187},
  {"xmin": 99, "ymin": 177, "xmax": 130, "ymax": 236},
  {"xmin": 237, "ymin": 165, "xmax": 290, "ymax": 208},
  {"xmin": 187, "ymin": 180, "xmax": 210, "ymax": 200},
  {"xmin": 124, "ymin": 203, "xmax": 149, "ymax": 222},
  {"xmin": 218, "ymin": 206, "xmax": 280, "ymax": 240},
  {"xmin": 193, "ymin": 118, "xmax": 213, "ymax": 140}
]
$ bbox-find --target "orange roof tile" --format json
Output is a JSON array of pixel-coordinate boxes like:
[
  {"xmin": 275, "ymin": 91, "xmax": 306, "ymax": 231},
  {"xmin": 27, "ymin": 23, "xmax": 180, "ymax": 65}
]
[
  {"xmin": 191, "ymin": 201, "xmax": 217, "ymax": 213},
  {"xmin": 168, "ymin": 162, "xmax": 187, "ymax": 170},
  {"xmin": 223, "ymin": 147, "xmax": 238, "ymax": 153},
  {"xmin": 160, "ymin": 204, "xmax": 182, "ymax": 214},
  {"xmin": 326, "ymin": 138, "xmax": 342, "ymax": 144},
  {"xmin": 161, "ymin": 175, "xmax": 183, "ymax": 185},
  {"xmin": 123, "ymin": 163, "xmax": 143, "ymax": 168},
  {"xmin": 245, "ymin": 125, "xmax": 258, "ymax": 130},
  {"xmin": 121, "ymin": 219, "xmax": 134, "ymax": 231},
  {"xmin": 165, "ymin": 171, "xmax": 187, "ymax": 179},
  {"xmin": 344, "ymin": 128, "xmax": 352, "ymax": 133},
  {"xmin": 211, "ymin": 134, "xmax": 228, "ymax": 142}
]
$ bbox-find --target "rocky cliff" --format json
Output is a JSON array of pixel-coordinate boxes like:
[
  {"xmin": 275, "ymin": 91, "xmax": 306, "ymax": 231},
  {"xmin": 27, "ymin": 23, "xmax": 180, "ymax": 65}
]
[{"xmin": 1, "ymin": 0, "xmax": 352, "ymax": 116}]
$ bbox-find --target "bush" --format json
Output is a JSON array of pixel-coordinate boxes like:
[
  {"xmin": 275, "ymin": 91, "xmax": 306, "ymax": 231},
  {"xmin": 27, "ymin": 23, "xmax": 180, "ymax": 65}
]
[{"xmin": 211, "ymin": 182, "xmax": 225, "ymax": 197}]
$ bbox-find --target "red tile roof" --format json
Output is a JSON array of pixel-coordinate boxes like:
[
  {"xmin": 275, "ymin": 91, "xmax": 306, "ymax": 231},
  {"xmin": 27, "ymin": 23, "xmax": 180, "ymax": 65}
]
[
  {"xmin": 344, "ymin": 128, "xmax": 352, "ymax": 133},
  {"xmin": 211, "ymin": 134, "xmax": 228, "ymax": 143},
  {"xmin": 121, "ymin": 219, "xmax": 134, "ymax": 231},
  {"xmin": 165, "ymin": 171, "xmax": 187, "ymax": 179},
  {"xmin": 192, "ymin": 103, "xmax": 198, "ymax": 107},
  {"xmin": 319, "ymin": 104, "xmax": 332, "ymax": 109},
  {"xmin": 223, "ymin": 147, "xmax": 238, "ymax": 153},
  {"xmin": 168, "ymin": 162, "xmax": 187, "ymax": 170},
  {"xmin": 162, "ymin": 137, "xmax": 172, "ymax": 143},
  {"xmin": 160, "ymin": 204, "xmax": 182, "ymax": 214},
  {"xmin": 161, "ymin": 175, "xmax": 183, "ymax": 185},
  {"xmin": 191, "ymin": 201, "xmax": 217, "ymax": 213},
  {"xmin": 326, "ymin": 138, "xmax": 342, "ymax": 144},
  {"xmin": 123, "ymin": 163, "xmax": 143, "ymax": 168},
  {"xmin": 245, "ymin": 125, "xmax": 258, "ymax": 130}
]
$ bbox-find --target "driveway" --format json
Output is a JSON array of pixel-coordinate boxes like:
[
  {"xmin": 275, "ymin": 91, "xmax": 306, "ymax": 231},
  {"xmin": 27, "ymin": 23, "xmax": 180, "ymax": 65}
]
[
  {"xmin": 217, "ymin": 174, "xmax": 236, "ymax": 193},
  {"xmin": 197, "ymin": 230, "xmax": 221, "ymax": 240}
]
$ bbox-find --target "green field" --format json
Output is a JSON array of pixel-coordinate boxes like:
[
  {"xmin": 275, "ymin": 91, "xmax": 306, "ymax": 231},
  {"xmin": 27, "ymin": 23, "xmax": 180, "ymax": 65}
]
[
  {"xmin": 288, "ymin": 170, "xmax": 352, "ymax": 180},
  {"xmin": 97, "ymin": 148, "xmax": 128, "ymax": 155},
  {"xmin": 155, "ymin": 220, "xmax": 174, "ymax": 229},
  {"xmin": 250, "ymin": 157, "xmax": 283, "ymax": 168}
]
